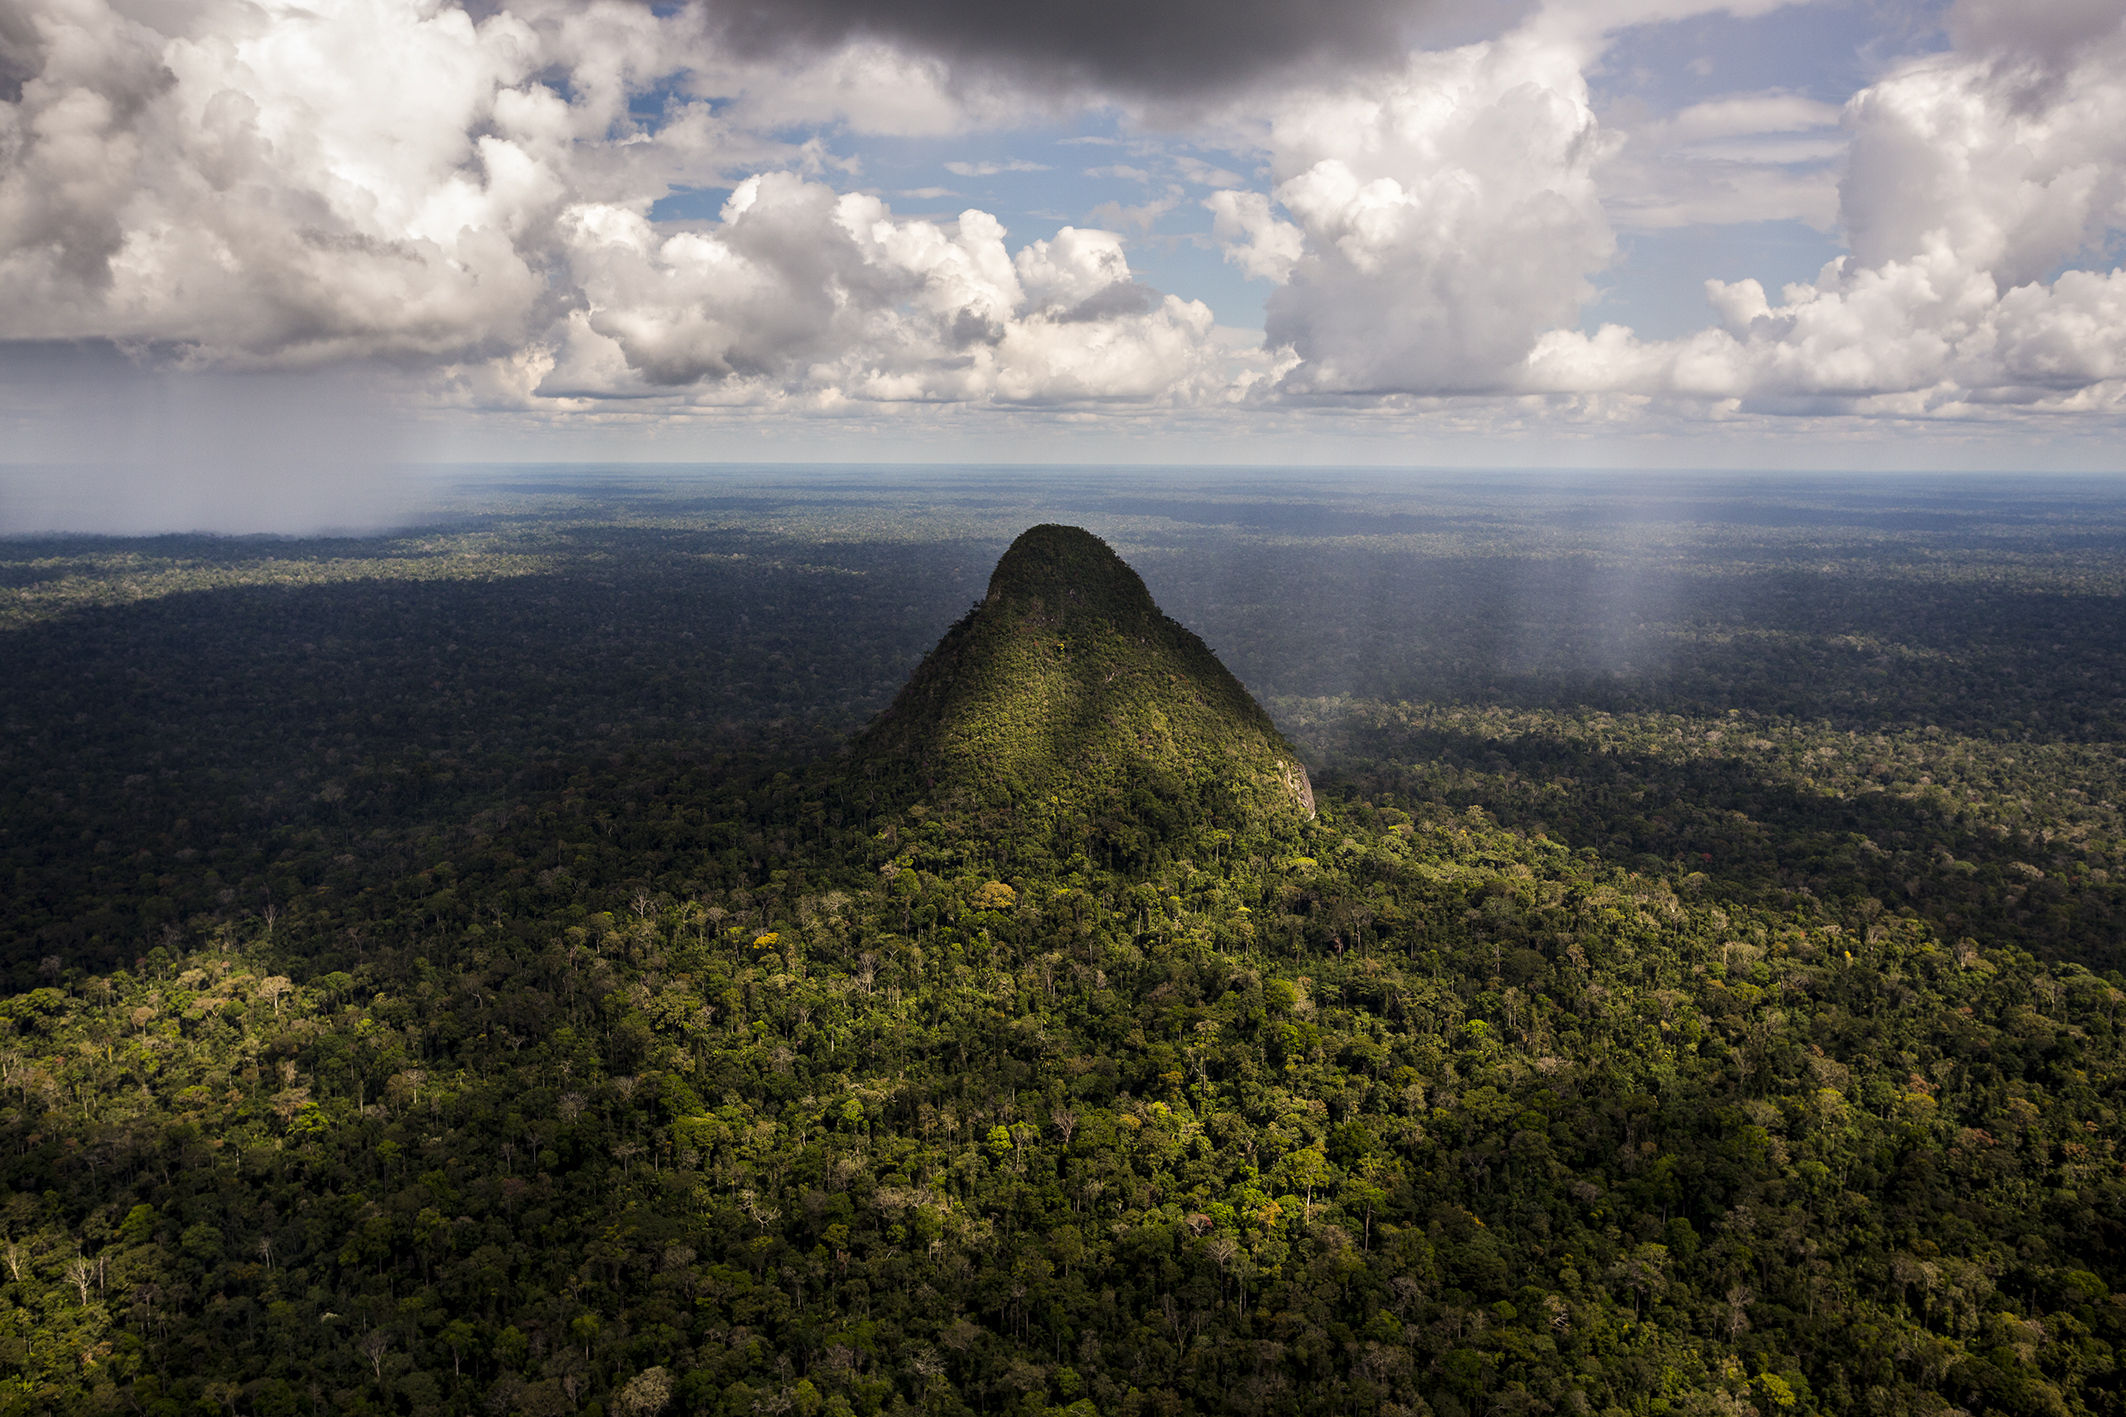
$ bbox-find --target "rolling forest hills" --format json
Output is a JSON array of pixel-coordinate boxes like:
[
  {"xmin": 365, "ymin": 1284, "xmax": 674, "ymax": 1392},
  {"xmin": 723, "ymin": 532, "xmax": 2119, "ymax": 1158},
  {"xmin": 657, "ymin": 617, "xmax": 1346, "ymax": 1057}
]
[{"xmin": 2, "ymin": 469, "xmax": 2125, "ymax": 1417}]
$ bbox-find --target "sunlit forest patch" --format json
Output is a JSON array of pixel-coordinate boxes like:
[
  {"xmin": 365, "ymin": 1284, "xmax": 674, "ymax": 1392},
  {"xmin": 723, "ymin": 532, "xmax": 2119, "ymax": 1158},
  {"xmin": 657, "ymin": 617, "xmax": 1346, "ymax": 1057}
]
[{"xmin": 0, "ymin": 541, "xmax": 554, "ymax": 631}]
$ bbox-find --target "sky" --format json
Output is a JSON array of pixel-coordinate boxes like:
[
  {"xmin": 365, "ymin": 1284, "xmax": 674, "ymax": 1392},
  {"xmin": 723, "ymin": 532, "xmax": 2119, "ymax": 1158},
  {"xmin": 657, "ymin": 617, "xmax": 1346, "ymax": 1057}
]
[{"xmin": 2, "ymin": 0, "xmax": 2125, "ymax": 527}]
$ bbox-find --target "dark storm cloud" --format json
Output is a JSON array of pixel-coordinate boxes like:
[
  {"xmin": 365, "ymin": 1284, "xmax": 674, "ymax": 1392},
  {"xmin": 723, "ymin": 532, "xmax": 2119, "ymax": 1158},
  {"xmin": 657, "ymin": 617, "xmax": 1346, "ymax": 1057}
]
[
  {"xmin": 704, "ymin": 0, "xmax": 1434, "ymax": 94},
  {"xmin": 0, "ymin": 4, "xmax": 44, "ymax": 104}
]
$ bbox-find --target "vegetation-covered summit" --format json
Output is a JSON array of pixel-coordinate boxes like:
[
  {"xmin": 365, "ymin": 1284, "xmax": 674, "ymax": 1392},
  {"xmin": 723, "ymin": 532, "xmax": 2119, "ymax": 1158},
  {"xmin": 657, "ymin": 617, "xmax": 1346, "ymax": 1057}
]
[{"xmin": 854, "ymin": 525, "xmax": 1314, "ymax": 864}]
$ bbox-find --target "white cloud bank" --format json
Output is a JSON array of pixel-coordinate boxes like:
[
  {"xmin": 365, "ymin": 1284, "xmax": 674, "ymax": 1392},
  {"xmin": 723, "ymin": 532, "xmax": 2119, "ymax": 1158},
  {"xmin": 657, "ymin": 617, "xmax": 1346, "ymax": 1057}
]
[
  {"xmin": 1198, "ymin": 0, "xmax": 2126, "ymax": 415},
  {"xmin": 1525, "ymin": 0, "xmax": 2126, "ymax": 413},
  {"xmin": 1235, "ymin": 24, "xmax": 1617, "ymax": 395},
  {"xmin": 547, "ymin": 176, "xmax": 1221, "ymax": 404},
  {"xmin": 2, "ymin": 0, "xmax": 663, "ymax": 366},
  {"xmin": 0, "ymin": 0, "xmax": 1224, "ymax": 408},
  {"xmin": 2, "ymin": 0, "xmax": 2124, "ymax": 428}
]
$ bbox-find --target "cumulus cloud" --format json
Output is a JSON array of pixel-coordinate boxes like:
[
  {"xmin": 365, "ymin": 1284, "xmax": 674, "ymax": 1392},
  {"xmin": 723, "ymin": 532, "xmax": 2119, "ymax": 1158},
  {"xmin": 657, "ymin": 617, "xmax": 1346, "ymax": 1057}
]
[
  {"xmin": 1201, "ymin": 0, "xmax": 2126, "ymax": 415},
  {"xmin": 553, "ymin": 174, "xmax": 1220, "ymax": 403},
  {"xmin": 0, "ymin": 0, "xmax": 643, "ymax": 364},
  {"xmin": 1191, "ymin": 0, "xmax": 1858, "ymax": 398},
  {"xmin": 1206, "ymin": 190, "xmax": 1303, "ymax": 283},
  {"xmin": 694, "ymin": 39, "xmax": 999, "ymax": 138},
  {"xmin": 1237, "ymin": 24, "xmax": 1617, "ymax": 394},
  {"xmin": 0, "ymin": 0, "xmax": 1220, "ymax": 407},
  {"xmin": 1523, "ymin": 0, "xmax": 2126, "ymax": 411}
]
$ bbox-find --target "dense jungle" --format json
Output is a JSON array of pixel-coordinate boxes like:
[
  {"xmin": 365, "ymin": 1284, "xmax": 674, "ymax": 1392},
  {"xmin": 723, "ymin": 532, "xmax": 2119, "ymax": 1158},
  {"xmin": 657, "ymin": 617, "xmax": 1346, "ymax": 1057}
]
[{"xmin": 3, "ymin": 467, "xmax": 2125, "ymax": 1417}]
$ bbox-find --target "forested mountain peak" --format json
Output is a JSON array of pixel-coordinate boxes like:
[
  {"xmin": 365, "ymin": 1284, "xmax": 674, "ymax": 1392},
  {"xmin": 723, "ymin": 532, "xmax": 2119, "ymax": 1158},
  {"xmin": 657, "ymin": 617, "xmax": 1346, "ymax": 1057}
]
[
  {"xmin": 854, "ymin": 525, "xmax": 1314, "ymax": 863},
  {"xmin": 981, "ymin": 523, "xmax": 1163, "ymax": 625}
]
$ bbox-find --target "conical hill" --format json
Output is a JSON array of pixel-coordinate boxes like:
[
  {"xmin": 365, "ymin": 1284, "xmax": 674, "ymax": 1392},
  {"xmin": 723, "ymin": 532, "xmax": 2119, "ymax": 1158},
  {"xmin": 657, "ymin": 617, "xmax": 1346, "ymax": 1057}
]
[{"xmin": 854, "ymin": 526, "xmax": 1313, "ymax": 855}]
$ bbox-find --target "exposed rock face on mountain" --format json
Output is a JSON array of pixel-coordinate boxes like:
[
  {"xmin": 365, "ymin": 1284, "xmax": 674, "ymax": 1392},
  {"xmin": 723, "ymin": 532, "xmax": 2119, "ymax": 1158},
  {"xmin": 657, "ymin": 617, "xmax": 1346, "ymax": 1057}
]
[{"xmin": 855, "ymin": 525, "xmax": 1313, "ymax": 856}]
